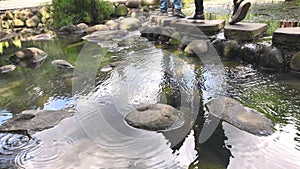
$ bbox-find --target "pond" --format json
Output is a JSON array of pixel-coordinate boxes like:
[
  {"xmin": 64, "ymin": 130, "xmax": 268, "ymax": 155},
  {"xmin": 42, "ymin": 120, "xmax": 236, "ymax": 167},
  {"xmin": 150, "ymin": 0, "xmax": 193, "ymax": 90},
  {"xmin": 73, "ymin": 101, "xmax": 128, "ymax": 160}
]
[{"xmin": 0, "ymin": 27, "xmax": 299, "ymax": 168}]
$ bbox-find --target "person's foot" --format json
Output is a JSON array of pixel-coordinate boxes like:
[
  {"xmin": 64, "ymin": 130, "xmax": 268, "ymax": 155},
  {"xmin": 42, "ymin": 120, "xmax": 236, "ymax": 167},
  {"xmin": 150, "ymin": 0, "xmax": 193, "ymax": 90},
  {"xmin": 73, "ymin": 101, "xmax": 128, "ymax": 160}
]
[
  {"xmin": 187, "ymin": 12, "xmax": 205, "ymax": 20},
  {"xmin": 172, "ymin": 9, "xmax": 186, "ymax": 18},
  {"xmin": 158, "ymin": 9, "xmax": 168, "ymax": 16},
  {"xmin": 229, "ymin": 0, "xmax": 251, "ymax": 25}
]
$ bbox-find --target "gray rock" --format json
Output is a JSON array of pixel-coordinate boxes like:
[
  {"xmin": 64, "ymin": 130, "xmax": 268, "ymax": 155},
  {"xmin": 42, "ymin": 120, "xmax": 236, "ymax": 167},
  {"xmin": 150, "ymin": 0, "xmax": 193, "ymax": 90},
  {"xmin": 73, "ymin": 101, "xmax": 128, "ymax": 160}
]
[
  {"xmin": 10, "ymin": 47, "xmax": 48, "ymax": 68},
  {"xmin": 105, "ymin": 20, "xmax": 119, "ymax": 30},
  {"xmin": 273, "ymin": 27, "xmax": 300, "ymax": 51},
  {"xmin": 205, "ymin": 97, "xmax": 274, "ymax": 136},
  {"xmin": 0, "ymin": 64, "xmax": 16, "ymax": 74},
  {"xmin": 119, "ymin": 17, "xmax": 141, "ymax": 31},
  {"xmin": 31, "ymin": 33, "xmax": 54, "ymax": 41},
  {"xmin": 258, "ymin": 45, "xmax": 285, "ymax": 69},
  {"xmin": 51, "ymin": 59, "xmax": 74, "ymax": 69},
  {"xmin": 184, "ymin": 39, "xmax": 208, "ymax": 55},
  {"xmin": 76, "ymin": 23, "xmax": 89, "ymax": 31},
  {"xmin": 239, "ymin": 43, "xmax": 261, "ymax": 63},
  {"xmin": 58, "ymin": 25, "xmax": 84, "ymax": 34},
  {"xmin": 125, "ymin": 103, "xmax": 184, "ymax": 131},
  {"xmin": 169, "ymin": 31, "xmax": 181, "ymax": 45},
  {"xmin": 289, "ymin": 51, "xmax": 300, "ymax": 71},
  {"xmin": 0, "ymin": 110, "xmax": 76, "ymax": 135},
  {"xmin": 223, "ymin": 40, "xmax": 239, "ymax": 59},
  {"xmin": 87, "ymin": 24, "xmax": 109, "ymax": 33}
]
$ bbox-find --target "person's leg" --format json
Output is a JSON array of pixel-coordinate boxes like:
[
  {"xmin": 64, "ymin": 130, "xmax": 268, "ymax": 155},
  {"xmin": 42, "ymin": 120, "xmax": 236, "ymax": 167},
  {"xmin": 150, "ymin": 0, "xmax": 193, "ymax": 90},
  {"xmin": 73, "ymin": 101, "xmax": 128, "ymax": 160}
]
[
  {"xmin": 172, "ymin": 0, "xmax": 186, "ymax": 18},
  {"xmin": 188, "ymin": 0, "xmax": 205, "ymax": 19},
  {"xmin": 195, "ymin": 0, "xmax": 204, "ymax": 14},
  {"xmin": 229, "ymin": 0, "xmax": 251, "ymax": 25},
  {"xmin": 158, "ymin": 0, "xmax": 168, "ymax": 16}
]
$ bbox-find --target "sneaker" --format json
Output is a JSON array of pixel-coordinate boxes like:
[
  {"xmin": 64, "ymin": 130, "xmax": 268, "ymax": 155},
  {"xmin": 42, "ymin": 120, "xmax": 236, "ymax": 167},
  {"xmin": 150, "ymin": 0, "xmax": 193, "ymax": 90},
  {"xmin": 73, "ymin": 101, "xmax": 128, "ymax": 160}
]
[
  {"xmin": 158, "ymin": 10, "xmax": 168, "ymax": 16},
  {"xmin": 187, "ymin": 12, "xmax": 205, "ymax": 20},
  {"xmin": 172, "ymin": 9, "xmax": 186, "ymax": 18},
  {"xmin": 229, "ymin": 1, "xmax": 251, "ymax": 25}
]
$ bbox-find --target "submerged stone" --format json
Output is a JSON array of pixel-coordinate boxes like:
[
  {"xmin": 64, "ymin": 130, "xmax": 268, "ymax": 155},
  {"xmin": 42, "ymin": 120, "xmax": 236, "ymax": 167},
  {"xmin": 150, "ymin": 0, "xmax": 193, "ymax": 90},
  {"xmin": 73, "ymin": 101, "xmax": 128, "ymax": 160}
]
[
  {"xmin": 205, "ymin": 97, "xmax": 274, "ymax": 136},
  {"xmin": 51, "ymin": 59, "xmax": 74, "ymax": 69},
  {"xmin": 290, "ymin": 51, "xmax": 300, "ymax": 72},
  {"xmin": 10, "ymin": 47, "xmax": 47, "ymax": 68},
  {"xmin": 184, "ymin": 39, "xmax": 208, "ymax": 55},
  {"xmin": 239, "ymin": 43, "xmax": 261, "ymax": 63},
  {"xmin": 124, "ymin": 103, "xmax": 185, "ymax": 131},
  {"xmin": 0, "ymin": 64, "xmax": 16, "ymax": 74},
  {"xmin": 0, "ymin": 109, "xmax": 76, "ymax": 135},
  {"xmin": 223, "ymin": 40, "xmax": 239, "ymax": 59}
]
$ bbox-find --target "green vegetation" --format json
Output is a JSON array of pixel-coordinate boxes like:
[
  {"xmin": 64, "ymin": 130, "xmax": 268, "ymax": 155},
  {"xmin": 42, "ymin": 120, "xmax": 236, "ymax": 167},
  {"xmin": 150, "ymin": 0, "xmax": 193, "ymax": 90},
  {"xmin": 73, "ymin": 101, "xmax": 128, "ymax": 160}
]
[{"xmin": 49, "ymin": 0, "xmax": 114, "ymax": 29}]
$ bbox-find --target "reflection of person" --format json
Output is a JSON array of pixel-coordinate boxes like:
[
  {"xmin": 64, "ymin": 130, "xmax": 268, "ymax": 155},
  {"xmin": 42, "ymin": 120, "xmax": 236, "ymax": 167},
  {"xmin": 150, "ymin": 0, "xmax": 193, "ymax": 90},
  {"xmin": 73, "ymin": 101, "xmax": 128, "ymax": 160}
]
[
  {"xmin": 188, "ymin": 0, "xmax": 251, "ymax": 25},
  {"xmin": 158, "ymin": 0, "xmax": 186, "ymax": 18}
]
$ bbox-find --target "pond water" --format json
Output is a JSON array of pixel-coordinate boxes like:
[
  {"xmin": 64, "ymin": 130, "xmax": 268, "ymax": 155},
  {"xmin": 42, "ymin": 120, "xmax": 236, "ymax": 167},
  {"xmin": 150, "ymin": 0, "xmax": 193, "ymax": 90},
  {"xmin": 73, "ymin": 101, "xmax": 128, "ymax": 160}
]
[{"xmin": 1, "ymin": 28, "xmax": 300, "ymax": 169}]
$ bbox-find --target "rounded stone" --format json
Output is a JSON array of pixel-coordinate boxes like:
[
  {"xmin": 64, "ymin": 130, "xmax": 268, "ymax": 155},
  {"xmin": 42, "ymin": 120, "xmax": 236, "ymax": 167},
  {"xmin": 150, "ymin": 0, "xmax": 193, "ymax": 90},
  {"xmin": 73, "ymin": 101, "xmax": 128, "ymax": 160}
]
[
  {"xmin": 258, "ymin": 45, "xmax": 285, "ymax": 69},
  {"xmin": 184, "ymin": 39, "xmax": 208, "ymax": 55},
  {"xmin": 115, "ymin": 4, "xmax": 128, "ymax": 17},
  {"xmin": 10, "ymin": 47, "xmax": 47, "ymax": 68},
  {"xmin": 25, "ymin": 15, "xmax": 40, "ymax": 28},
  {"xmin": 289, "ymin": 51, "xmax": 300, "ymax": 71},
  {"xmin": 119, "ymin": 17, "xmax": 141, "ymax": 31},
  {"xmin": 105, "ymin": 20, "xmax": 119, "ymax": 30},
  {"xmin": 51, "ymin": 59, "xmax": 74, "ymax": 69},
  {"xmin": 0, "ymin": 65, "xmax": 16, "ymax": 74},
  {"xmin": 239, "ymin": 43, "xmax": 261, "ymax": 63},
  {"xmin": 125, "ymin": 0, "xmax": 141, "ymax": 8},
  {"xmin": 124, "ymin": 103, "xmax": 184, "ymax": 131},
  {"xmin": 223, "ymin": 40, "xmax": 239, "ymax": 59},
  {"xmin": 142, "ymin": 0, "xmax": 159, "ymax": 5},
  {"xmin": 87, "ymin": 24, "xmax": 110, "ymax": 33}
]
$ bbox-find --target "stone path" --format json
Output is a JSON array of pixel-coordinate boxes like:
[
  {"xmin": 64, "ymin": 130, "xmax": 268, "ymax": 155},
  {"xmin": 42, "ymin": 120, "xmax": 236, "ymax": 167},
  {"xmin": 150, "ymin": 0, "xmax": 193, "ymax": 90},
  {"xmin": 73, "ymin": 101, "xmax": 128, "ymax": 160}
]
[{"xmin": 0, "ymin": 0, "xmax": 51, "ymax": 11}]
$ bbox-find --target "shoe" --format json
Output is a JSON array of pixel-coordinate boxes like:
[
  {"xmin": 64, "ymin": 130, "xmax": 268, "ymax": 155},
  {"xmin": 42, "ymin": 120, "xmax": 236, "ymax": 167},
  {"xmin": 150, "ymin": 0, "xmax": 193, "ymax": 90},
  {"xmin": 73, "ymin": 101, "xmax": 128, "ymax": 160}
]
[
  {"xmin": 172, "ymin": 9, "xmax": 186, "ymax": 18},
  {"xmin": 158, "ymin": 10, "xmax": 168, "ymax": 16},
  {"xmin": 187, "ymin": 12, "xmax": 205, "ymax": 20},
  {"xmin": 229, "ymin": 1, "xmax": 251, "ymax": 25}
]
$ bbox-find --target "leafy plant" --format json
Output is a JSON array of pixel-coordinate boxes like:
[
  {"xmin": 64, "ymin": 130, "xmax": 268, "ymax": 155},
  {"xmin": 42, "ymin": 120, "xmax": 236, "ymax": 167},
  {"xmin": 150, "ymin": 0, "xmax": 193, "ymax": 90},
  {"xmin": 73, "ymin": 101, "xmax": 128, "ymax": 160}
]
[{"xmin": 49, "ymin": 0, "xmax": 114, "ymax": 29}]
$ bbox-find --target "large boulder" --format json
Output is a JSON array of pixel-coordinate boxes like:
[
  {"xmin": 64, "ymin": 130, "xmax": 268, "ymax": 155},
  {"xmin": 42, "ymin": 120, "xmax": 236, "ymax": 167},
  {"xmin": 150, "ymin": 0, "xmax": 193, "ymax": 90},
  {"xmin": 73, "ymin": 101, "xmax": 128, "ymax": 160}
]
[
  {"xmin": 205, "ymin": 97, "xmax": 274, "ymax": 136},
  {"xmin": 119, "ymin": 17, "xmax": 141, "ymax": 31},
  {"xmin": 289, "ymin": 51, "xmax": 300, "ymax": 71},
  {"xmin": 105, "ymin": 20, "xmax": 119, "ymax": 30},
  {"xmin": 258, "ymin": 45, "xmax": 285, "ymax": 69},
  {"xmin": 0, "ymin": 109, "xmax": 76, "ymax": 135},
  {"xmin": 124, "ymin": 103, "xmax": 185, "ymax": 131},
  {"xmin": 10, "ymin": 47, "xmax": 48, "ymax": 68}
]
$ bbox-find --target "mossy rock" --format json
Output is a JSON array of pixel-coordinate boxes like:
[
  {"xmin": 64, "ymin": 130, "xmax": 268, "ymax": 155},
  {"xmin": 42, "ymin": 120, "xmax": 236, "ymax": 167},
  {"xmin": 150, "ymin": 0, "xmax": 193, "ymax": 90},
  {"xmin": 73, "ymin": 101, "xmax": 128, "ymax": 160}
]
[
  {"xmin": 116, "ymin": 4, "xmax": 128, "ymax": 17},
  {"xmin": 289, "ymin": 51, "xmax": 300, "ymax": 71}
]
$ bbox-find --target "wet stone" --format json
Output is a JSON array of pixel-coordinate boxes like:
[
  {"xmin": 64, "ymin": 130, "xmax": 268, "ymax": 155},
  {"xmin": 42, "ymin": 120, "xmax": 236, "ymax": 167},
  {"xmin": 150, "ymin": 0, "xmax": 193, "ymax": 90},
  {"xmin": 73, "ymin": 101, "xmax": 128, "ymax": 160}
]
[
  {"xmin": 0, "ymin": 110, "xmax": 76, "ymax": 135},
  {"xmin": 224, "ymin": 22, "xmax": 268, "ymax": 42},
  {"xmin": 205, "ymin": 97, "xmax": 274, "ymax": 136},
  {"xmin": 124, "ymin": 103, "xmax": 185, "ymax": 131}
]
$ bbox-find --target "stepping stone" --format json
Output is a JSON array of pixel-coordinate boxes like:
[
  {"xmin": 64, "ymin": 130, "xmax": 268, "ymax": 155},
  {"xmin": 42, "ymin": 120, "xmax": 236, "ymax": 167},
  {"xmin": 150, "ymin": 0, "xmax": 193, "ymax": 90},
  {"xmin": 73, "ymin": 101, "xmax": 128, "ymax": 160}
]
[
  {"xmin": 224, "ymin": 22, "xmax": 268, "ymax": 41},
  {"xmin": 150, "ymin": 15, "xmax": 225, "ymax": 36},
  {"xmin": 272, "ymin": 27, "xmax": 300, "ymax": 51}
]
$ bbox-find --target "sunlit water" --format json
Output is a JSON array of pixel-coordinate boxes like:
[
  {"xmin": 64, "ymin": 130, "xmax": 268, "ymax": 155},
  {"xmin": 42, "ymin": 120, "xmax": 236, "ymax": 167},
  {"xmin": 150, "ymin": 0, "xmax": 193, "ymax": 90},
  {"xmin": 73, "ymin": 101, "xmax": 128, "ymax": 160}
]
[{"xmin": 0, "ymin": 29, "xmax": 299, "ymax": 168}]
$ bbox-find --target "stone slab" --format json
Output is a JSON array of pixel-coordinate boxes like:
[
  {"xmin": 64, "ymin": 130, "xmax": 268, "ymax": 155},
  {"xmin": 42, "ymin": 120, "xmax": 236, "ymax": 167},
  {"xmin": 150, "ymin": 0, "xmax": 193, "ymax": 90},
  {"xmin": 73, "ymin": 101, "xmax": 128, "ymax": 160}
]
[
  {"xmin": 150, "ymin": 15, "xmax": 225, "ymax": 36},
  {"xmin": 272, "ymin": 27, "xmax": 300, "ymax": 51},
  {"xmin": 224, "ymin": 22, "xmax": 268, "ymax": 41}
]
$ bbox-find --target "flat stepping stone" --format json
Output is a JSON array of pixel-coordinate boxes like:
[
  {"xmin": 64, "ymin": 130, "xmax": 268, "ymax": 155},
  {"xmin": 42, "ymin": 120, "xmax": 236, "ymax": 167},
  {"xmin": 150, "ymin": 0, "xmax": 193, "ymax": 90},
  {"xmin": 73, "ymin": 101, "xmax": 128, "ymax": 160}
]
[
  {"xmin": 224, "ymin": 22, "xmax": 268, "ymax": 41},
  {"xmin": 205, "ymin": 97, "xmax": 274, "ymax": 136},
  {"xmin": 272, "ymin": 27, "xmax": 300, "ymax": 51},
  {"xmin": 150, "ymin": 15, "xmax": 225, "ymax": 36}
]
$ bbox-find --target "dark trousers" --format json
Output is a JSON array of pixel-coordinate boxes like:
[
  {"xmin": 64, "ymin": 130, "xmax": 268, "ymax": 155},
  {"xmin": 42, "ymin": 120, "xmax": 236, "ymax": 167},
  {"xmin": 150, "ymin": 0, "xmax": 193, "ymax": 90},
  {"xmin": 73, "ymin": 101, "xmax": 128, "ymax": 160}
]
[{"xmin": 195, "ymin": 0, "xmax": 240, "ymax": 14}]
